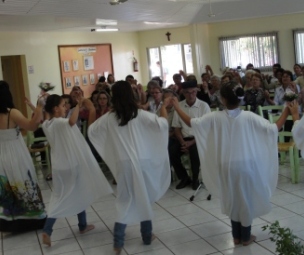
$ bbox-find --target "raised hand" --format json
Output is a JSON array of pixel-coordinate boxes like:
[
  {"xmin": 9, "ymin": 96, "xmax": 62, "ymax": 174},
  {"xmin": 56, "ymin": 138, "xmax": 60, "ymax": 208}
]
[
  {"xmin": 171, "ymin": 97, "xmax": 179, "ymax": 108},
  {"xmin": 287, "ymin": 100, "xmax": 299, "ymax": 115}
]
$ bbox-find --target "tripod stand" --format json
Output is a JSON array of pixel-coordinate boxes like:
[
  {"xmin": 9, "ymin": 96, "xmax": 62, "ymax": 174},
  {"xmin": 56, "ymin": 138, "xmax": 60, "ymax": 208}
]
[{"xmin": 189, "ymin": 181, "xmax": 211, "ymax": 202}]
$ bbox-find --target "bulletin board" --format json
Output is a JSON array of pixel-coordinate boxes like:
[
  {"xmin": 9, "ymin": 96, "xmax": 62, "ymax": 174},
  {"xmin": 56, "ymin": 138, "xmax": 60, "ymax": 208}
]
[{"xmin": 58, "ymin": 44, "xmax": 113, "ymax": 98}]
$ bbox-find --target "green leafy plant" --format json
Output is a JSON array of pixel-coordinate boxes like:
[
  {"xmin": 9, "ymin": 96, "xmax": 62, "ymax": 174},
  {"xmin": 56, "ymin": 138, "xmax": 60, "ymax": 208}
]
[{"xmin": 262, "ymin": 221, "xmax": 304, "ymax": 255}]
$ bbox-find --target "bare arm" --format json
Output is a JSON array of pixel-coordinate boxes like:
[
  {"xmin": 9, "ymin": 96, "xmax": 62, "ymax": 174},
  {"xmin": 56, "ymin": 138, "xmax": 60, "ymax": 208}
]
[
  {"xmin": 288, "ymin": 100, "xmax": 300, "ymax": 122},
  {"xmin": 82, "ymin": 98, "xmax": 96, "ymax": 126},
  {"xmin": 140, "ymin": 101, "xmax": 149, "ymax": 111},
  {"xmin": 137, "ymin": 84, "xmax": 147, "ymax": 105},
  {"xmin": 179, "ymin": 70, "xmax": 187, "ymax": 81},
  {"xmin": 274, "ymin": 103, "xmax": 298, "ymax": 130},
  {"xmin": 69, "ymin": 104, "xmax": 80, "ymax": 126},
  {"xmin": 11, "ymin": 105, "xmax": 43, "ymax": 131},
  {"xmin": 159, "ymin": 97, "xmax": 171, "ymax": 119},
  {"xmin": 264, "ymin": 91, "xmax": 275, "ymax": 105},
  {"xmin": 205, "ymin": 65, "xmax": 214, "ymax": 76},
  {"xmin": 24, "ymin": 97, "xmax": 36, "ymax": 112}
]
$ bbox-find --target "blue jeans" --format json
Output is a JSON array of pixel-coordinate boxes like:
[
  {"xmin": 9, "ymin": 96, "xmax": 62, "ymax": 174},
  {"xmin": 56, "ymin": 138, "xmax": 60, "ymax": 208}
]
[
  {"xmin": 43, "ymin": 210, "xmax": 87, "ymax": 236},
  {"xmin": 114, "ymin": 220, "xmax": 152, "ymax": 248},
  {"xmin": 231, "ymin": 220, "xmax": 251, "ymax": 242}
]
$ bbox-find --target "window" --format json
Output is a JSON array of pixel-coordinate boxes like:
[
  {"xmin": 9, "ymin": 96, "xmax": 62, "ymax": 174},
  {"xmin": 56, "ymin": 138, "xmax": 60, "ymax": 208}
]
[
  {"xmin": 219, "ymin": 32, "xmax": 279, "ymax": 71},
  {"xmin": 147, "ymin": 44, "xmax": 193, "ymax": 87},
  {"xmin": 294, "ymin": 30, "xmax": 304, "ymax": 64}
]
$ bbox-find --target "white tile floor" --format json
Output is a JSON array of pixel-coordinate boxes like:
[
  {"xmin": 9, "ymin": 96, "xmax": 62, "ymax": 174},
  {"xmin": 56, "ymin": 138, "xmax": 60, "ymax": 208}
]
[{"xmin": 3, "ymin": 161, "xmax": 304, "ymax": 255}]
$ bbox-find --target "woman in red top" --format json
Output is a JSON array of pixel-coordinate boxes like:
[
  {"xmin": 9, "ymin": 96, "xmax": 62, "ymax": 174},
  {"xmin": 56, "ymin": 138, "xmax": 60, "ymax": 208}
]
[{"xmin": 96, "ymin": 90, "xmax": 111, "ymax": 119}]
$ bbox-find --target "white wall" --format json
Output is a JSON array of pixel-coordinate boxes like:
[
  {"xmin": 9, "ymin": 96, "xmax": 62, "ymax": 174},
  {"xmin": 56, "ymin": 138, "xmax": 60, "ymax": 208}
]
[
  {"xmin": 138, "ymin": 26, "xmax": 191, "ymax": 86},
  {"xmin": 206, "ymin": 13, "xmax": 304, "ymax": 75},
  {"xmin": 2, "ymin": 12, "xmax": 303, "ymax": 102},
  {"xmin": 0, "ymin": 31, "xmax": 140, "ymax": 101}
]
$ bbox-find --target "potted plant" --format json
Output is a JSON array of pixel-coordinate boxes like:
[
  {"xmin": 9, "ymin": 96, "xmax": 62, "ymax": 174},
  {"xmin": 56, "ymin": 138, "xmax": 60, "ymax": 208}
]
[{"xmin": 262, "ymin": 221, "xmax": 304, "ymax": 255}]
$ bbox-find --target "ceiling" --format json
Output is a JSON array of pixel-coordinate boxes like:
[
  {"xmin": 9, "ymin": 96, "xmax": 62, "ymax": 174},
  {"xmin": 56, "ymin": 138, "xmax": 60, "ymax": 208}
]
[{"xmin": 0, "ymin": 0, "xmax": 304, "ymax": 32}]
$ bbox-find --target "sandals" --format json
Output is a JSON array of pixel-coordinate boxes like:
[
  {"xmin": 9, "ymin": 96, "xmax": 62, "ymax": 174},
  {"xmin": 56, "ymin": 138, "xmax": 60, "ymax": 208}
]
[{"xmin": 243, "ymin": 235, "xmax": 256, "ymax": 246}]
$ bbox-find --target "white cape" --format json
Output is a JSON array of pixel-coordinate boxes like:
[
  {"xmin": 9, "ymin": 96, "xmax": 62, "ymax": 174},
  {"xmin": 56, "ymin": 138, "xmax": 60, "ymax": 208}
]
[
  {"xmin": 292, "ymin": 117, "xmax": 304, "ymax": 158},
  {"xmin": 42, "ymin": 118, "xmax": 113, "ymax": 218},
  {"xmin": 191, "ymin": 110, "xmax": 278, "ymax": 226},
  {"xmin": 88, "ymin": 110, "xmax": 171, "ymax": 224}
]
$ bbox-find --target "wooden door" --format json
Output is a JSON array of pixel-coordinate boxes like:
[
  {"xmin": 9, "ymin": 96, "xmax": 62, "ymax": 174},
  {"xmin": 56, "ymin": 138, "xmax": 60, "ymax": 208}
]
[{"xmin": 1, "ymin": 55, "xmax": 27, "ymax": 117}]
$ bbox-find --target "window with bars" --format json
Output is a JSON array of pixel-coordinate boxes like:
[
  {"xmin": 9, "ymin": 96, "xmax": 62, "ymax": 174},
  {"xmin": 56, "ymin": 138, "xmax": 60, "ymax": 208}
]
[
  {"xmin": 294, "ymin": 30, "xmax": 304, "ymax": 64},
  {"xmin": 219, "ymin": 32, "xmax": 279, "ymax": 71}
]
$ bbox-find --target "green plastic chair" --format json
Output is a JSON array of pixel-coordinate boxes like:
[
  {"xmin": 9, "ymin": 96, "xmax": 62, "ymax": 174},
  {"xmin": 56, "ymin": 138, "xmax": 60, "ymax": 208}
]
[
  {"xmin": 269, "ymin": 114, "xmax": 300, "ymax": 183},
  {"xmin": 27, "ymin": 132, "xmax": 51, "ymax": 175}
]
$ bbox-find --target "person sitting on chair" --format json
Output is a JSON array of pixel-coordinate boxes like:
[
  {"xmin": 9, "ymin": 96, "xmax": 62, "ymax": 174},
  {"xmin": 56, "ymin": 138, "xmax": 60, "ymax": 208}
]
[{"xmin": 169, "ymin": 80, "xmax": 210, "ymax": 190}]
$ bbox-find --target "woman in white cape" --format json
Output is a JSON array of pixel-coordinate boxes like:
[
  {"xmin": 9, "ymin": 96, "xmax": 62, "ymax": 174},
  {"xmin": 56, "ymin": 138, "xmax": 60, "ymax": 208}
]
[
  {"xmin": 41, "ymin": 94, "xmax": 112, "ymax": 246},
  {"xmin": 172, "ymin": 81, "xmax": 295, "ymax": 246},
  {"xmin": 88, "ymin": 80, "xmax": 171, "ymax": 254}
]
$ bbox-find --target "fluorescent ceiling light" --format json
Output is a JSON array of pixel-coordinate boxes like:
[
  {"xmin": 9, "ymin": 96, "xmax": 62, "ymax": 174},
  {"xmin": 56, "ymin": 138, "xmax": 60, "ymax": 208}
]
[
  {"xmin": 95, "ymin": 19, "xmax": 117, "ymax": 26},
  {"xmin": 144, "ymin": 21, "xmax": 175, "ymax": 25},
  {"xmin": 91, "ymin": 27, "xmax": 119, "ymax": 32}
]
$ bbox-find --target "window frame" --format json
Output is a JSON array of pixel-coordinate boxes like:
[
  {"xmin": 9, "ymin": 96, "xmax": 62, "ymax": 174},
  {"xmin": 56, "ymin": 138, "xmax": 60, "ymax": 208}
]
[
  {"xmin": 293, "ymin": 29, "xmax": 304, "ymax": 65},
  {"xmin": 146, "ymin": 43, "xmax": 193, "ymax": 84},
  {"xmin": 219, "ymin": 32, "xmax": 280, "ymax": 72}
]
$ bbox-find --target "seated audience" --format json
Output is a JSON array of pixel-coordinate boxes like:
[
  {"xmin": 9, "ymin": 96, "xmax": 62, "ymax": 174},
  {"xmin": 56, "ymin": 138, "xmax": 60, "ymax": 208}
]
[
  {"xmin": 142, "ymin": 85, "xmax": 163, "ymax": 114},
  {"xmin": 243, "ymin": 70, "xmax": 255, "ymax": 91},
  {"xmin": 151, "ymin": 76, "xmax": 163, "ymax": 88},
  {"xmin": 96, "ymin": 90, "xmax": 111, "ymax": 119},
  {"xmin": 169, "ymin": 80, "xmax": 210, "ymax": 190},
  {"xmin": 90, "ymin": 90, "xmax": 99, "ymax": 109},
  {"xmin": 125, "ymin": 75, "xmax": 146, "ymax": 105},
  {"xmin": 295, "ymin": 65, "xmax": 304, "ymax": 89},
  {"xmin": 107, "ymin": 74, "xmax": 115, "ymax": 86},
  {"xmin": 243, "ymin": 73, "xmax": 272, "ymax": 113}
]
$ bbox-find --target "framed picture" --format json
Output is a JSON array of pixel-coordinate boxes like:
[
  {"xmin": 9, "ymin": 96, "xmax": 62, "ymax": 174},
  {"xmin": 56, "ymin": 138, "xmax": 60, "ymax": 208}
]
[
  {"xmin": 65, "ymin": 77, "xmax": 72, "ymax": 88},
  {"xmin": 82, "ymin": 75, "xmax": 88, "ymax": 86},
  {"xmin": 63, "ymin": 61, "xmax": 71, "ymax": 72},
  {"xmin": 72, "ymin": 60, "xmax": 79, "ymax": 71},
  {"xmin": 90, "ymin": 73, "xmax": 95, "ymax": 84},
  {"xmin": 74, "ymin": 76, "xmax": 81, "ymax": 86},
  {"xmin": 84, "ymin": 56, "xmax": 94, "ymax": 71}
]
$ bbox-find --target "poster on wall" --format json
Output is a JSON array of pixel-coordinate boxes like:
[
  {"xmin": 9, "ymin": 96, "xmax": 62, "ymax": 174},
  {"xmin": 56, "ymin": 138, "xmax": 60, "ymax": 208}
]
[
  {"xmin": 65, "ymin": 77, "xmax": 72, "ymax": 88},
  {"xmin": 84, "ymin": 56, "xmax": 94, "ymax": 70},
  {"xmin": 82, "ymin": 75, "xmax": 88, "ymax": 86},
  {"xmin": 74, "ymin": 76, "xmax": 81, "ymax": 86},
  {"xmin": 90, "ymin": 73, "xmax": 95, "ymax": 84},
  {"xmin": 72, "ymin": 60, "xmax": 79, "ymax": 71},
  {"xmin": 59, "ymin": 44, "xmax": 113, "ymax": 98},
  {"xmin": 63, "ymin": 61, "xmax": 71, "ymax": 72}
]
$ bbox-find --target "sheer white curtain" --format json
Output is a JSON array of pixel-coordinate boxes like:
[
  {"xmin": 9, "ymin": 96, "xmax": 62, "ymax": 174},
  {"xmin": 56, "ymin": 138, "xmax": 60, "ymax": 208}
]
[
  {"xmin": 219, "ymin": 32, "xmax": 279, "ymax": 71},
  {"xmin": 294, "ymin": 30, "xmax": 304, "ymax": 64}
]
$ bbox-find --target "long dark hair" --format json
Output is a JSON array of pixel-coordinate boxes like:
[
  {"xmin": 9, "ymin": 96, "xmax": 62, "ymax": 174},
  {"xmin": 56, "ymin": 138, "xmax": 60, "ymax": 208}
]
[
  {"xmin": 0, "ymin": 81, "xmax": 15, "ymax": 113},
  {"xmin": 111, "ymin": 80, "xmax": 138, "ymax": 126},
  {"xmin": 44, "ymin": 94, "xmax": 63, "ymax": 115},
  {"xmin": 220, "ymin": 81, "xmax": 244, "ymax": 108}
]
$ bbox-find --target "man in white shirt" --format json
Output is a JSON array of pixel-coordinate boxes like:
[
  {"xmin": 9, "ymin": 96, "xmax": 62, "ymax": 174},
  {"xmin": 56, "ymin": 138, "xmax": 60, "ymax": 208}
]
[{"xmin": 169, "ymin": 81, "xmax": 211, "ymax": 190}]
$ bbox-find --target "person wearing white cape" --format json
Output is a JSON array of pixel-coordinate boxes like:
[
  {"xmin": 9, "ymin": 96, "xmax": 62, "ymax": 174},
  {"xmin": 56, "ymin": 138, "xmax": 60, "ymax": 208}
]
[
  {"xmin": 88, "ymin": 81, "xmax": 171, "ymax": 255},
  {"xmin": 171, "ymin": 81, "xmax": 296, "ymax": 246},
  {"xmin": 41, "ymin": 94, "xmax": 113, "ymax": 246},
  {"xmin": 291, "ymin": 105, "xmax": 304, "ymax": 158}
]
